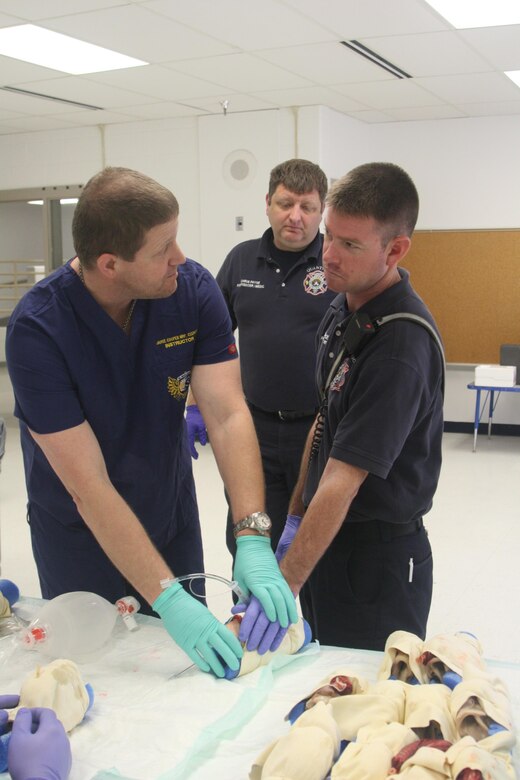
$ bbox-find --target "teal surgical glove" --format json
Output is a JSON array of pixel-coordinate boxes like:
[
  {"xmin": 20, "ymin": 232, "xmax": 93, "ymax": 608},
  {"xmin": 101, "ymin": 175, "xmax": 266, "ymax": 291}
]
[
  {"xmin": 153, "ymin": 582, "xmax": 242, "ymax": 678},
  {"xmin": 233, "ymin": 535, "xmax": 298, "ymax": 628}
]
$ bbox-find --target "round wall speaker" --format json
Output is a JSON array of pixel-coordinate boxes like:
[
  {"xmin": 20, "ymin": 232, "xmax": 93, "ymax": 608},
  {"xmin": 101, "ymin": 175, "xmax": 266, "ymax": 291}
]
[{"xmin": 222, "ymin": 149, "xmax": 257, "ymax": 189}]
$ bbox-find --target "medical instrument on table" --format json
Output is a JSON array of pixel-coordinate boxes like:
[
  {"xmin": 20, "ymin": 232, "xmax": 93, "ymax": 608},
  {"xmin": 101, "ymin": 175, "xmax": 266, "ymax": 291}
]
[
  {"xmin": 20, "ymin": 591, "xmax": 141, "ymax": 662},
  {"xmin": 160, "ymin": 573, "xmax": 247, "ymax": 679},
  {"xmin": 160, "ymin": 572, "xmax": 248, "ymax": 603}
]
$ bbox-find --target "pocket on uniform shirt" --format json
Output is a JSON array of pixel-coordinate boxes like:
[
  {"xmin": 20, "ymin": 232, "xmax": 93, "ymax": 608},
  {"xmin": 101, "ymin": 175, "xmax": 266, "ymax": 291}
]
[{"xmin": 151, "ymin": 345, "xmax": 193, "ymax": 404}]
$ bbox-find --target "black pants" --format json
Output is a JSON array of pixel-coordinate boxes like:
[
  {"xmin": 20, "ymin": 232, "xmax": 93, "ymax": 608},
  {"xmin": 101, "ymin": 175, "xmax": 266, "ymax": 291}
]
[
  {"xmin": 300, "ymin": 519, "xmax": 433, "ymax": 651},
  {"xmin": 29, "ymin": 503, "xmax": 205, "ymax": 617},
  {"xmin": 225, "ymin": 405, "xmax": 315, "ymax": 563}
]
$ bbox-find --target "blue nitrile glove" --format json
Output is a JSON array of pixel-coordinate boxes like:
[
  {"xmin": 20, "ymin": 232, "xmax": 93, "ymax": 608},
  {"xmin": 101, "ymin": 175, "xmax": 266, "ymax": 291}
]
[
  {"xmin": 153, "ymin": 581, "xmax": 242, "ymax": 678},
  {"xmin": 275, "ymin": 514, "xmax": 302, "ymax": 562},
  {"xmin": 8, "ymin": 707, "xmax": 71, "ymax": 780},
  {"xmin": 0, "ymin": 694, "xmax": 19, "ymax": 735},
  {"xmin": 186, "ymin": 404, "xmax": 207, "ymax": 460},
  {"xmin": 233, "ymin": 535, "xmax": 298, "ymax": 628},
  {"xmin": 231, "ymin": 596, "xmax": 288, "ymax": 654}
]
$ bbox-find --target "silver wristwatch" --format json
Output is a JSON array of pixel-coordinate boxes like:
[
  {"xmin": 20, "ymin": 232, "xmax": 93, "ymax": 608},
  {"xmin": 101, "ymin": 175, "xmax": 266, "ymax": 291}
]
[{"xmin": 233, "ymin": 511, "xmax": 272, "ymax": 537}]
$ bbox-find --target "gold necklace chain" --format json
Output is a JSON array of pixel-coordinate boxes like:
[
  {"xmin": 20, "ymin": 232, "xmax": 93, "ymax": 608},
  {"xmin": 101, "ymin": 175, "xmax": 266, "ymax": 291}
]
[{"xmin": 77, "ymin": 262, "xmax": 136, "ymax": 334}]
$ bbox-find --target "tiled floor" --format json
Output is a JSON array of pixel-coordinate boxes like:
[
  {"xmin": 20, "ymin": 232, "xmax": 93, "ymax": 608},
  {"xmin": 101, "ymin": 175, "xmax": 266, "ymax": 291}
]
[{"xmin": 1, "ymin": 364, "xmax": 519, "ymax": 663}]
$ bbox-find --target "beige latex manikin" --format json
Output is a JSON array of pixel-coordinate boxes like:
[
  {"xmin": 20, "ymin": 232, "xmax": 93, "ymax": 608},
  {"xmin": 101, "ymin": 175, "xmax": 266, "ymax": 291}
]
[{"xmin": 12, "ymin": 658, "xmax": 90, "ymax": 732}]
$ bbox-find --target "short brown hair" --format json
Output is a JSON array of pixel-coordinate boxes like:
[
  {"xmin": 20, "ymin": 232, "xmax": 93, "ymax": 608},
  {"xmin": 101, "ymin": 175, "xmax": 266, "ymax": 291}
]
[
  {"xmin": 268, "ymin": 158, "xmax": 328, "ymax": 206},
  {"xmin": 72, "ymin": 167, "xmax": 179, "ymax": 267},
  {"xmin": 327, "ymin": 162, "xmax": 419, "ymax": 238}
]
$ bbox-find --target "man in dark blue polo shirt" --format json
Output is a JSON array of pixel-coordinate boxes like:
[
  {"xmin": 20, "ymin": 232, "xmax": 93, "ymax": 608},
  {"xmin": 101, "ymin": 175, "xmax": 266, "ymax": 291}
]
[
  {"xmin": 187, "ymin": 159, "xmax": 335, "ymax": 562},
  {"xmin": 6, "ymin": 167, "xmax": 296, "ymax": 677},
  {"xmin": 243, "ymin": 162, "xmax": 444, "ymax": 653}
]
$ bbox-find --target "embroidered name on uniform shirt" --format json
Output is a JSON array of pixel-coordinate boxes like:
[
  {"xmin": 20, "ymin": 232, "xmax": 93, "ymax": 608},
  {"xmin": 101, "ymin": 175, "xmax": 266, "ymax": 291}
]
[
  {"xmin": 236, "ymin": 279, "xmax": 264, "ymax": 289},
  {"xmin": 156, "ymin": 330, "xmax": 197, "ymax": 349}
]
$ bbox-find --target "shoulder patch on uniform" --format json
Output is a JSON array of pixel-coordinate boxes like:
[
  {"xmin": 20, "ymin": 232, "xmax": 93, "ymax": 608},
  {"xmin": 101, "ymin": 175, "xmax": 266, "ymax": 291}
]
[{"xmin": 304, "ymin": 268, "xmax": 327, "ymax": 296}]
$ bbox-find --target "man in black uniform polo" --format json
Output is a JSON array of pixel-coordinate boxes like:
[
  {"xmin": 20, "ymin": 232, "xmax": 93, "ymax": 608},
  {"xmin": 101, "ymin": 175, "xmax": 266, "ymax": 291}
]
[
  {"xmin": 187, "ymin": 159, "xmax": 335, "ymax": 559},
  {"xmin": 250, "ymin": 162, "xmax": 444, "ymax": 652}
]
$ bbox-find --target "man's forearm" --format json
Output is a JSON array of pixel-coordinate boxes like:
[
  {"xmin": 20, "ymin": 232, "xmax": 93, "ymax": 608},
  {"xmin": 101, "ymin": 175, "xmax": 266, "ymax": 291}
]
[
  {"xmin": 281, "ymin": 459, "xmax": 368, "ymax": 594},
  {"xmin": 73, "ymin": 481, "xmax": 173, "ymax": 605},
  {"xmin": 205, "ymin": 405, "xmax": 265, "ymax": 523},
  {"xmin": 288, "ymin": 418, "xmax": 318, "ymax": 517}
]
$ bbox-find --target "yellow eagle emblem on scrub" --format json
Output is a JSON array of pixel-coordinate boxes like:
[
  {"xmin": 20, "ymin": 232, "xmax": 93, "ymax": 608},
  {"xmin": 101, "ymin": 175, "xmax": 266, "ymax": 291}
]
[{"xmin": 167, "ymin": 371, "xmax": 190, "ymax": 400}]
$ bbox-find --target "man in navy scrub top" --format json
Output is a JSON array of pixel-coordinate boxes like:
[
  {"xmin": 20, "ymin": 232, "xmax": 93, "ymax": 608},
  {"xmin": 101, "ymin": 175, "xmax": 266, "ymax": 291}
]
[{"xmin": 6, "ymin": 167, "xmax": 296, "ymax": 678}]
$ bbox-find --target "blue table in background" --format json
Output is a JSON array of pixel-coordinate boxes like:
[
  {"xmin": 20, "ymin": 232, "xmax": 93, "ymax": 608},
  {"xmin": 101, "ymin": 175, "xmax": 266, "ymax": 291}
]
[{"xmin": 467, "ymin": 382, "xmax": 520, "ymax": 451}]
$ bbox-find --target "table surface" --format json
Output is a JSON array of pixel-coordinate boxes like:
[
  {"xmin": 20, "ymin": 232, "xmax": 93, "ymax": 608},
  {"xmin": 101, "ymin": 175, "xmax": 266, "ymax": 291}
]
[{"xmin": 0, "ymin": 600, "xmax": 519, "ymax": 780}]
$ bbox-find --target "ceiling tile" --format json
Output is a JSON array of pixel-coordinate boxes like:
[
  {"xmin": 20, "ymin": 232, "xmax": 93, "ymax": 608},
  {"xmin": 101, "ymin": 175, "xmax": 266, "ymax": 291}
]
[
  {"xmin": 256, "ymin": 41, "xmax": 392, "ymax": 85},
  {"xmin": 143, "ymin": 0, "xmax": 336, "ymax": 50},
  {"xmin": 114, "ymin": 102, "xmax": 208, "ymax": 119},
  {"xmin": 43, "ymin": 5, "xmax": 235, "ymax": 63},
  {"xmin": 0, "ymin": 88, "xmax": 87, "ymax": 114},
  {"xmin": 168, "ymin": 53, "xmax": 311, "ymax": 92},
  {"xmin": 459, "ymin": 25, "xmax": 520, "ymax": 72},
  {"xmin": 0, "ymin": 1, "xmax": 128, "ymax": 20},
  {"xmin": 359, "ymin": 31, "xmax": 494, "ymax": 77},
  {"xmin": 456, "ymin": 100, "xmax": 520, "ymax": 117},
  {"xmin": 52, "ymin": 109, "xmax": 142, "ymax": 126},
  {"xmin": 415, "ymin": 72, "xmax": 520, "ymax": 103},
  {"xmin": 181, "ymin": 93, "xmax": 278, "ymax": 113},
  {"xmin": 15, "ymin": 77, "xmax": 160, "ymax": 109},
  {"xmin": 345, "ymin": 109, "xmax": 395, "ymax": 123},
  {"xmin": 251, "ymin": 85, "xmax": 368, "ymax": 111},
  {"xmin": 0, "ymin": 13, "xmax": 26, "ymax": 26},
  {"xmin": 282, "ymin": 0, "xmax": 449, "ymax": 38},
  {"xmin": 0, "ymin": 55, "xmax": 68, "ymax": 83},
  {"xmin": 333, "ymin": 78, "xmax": 445, "ymax": 109},
  {"xmin": 384, "ymin": 105, "xmax": 466, "ymax": 121},
  {"xmin": 86, "ymin": 65, "xmax": 227, "ymax": 101},
  {"xmin": 0, "ymin": 114, "xmax": 78, "ymax": 131}
]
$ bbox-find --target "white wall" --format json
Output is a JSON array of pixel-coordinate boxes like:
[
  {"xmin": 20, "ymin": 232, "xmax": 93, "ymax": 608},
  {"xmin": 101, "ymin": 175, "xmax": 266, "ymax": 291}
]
[
  {"xmin": 307, "ymin": 106, "xmax": 520, "ymax": 425},
  {"xmin": 198, "ymin": 108, "xmax": 296, "ymax": 274},
  {"xmin": 0, "ymin": 202, "xmax": 45, "ymax": 263},
  {"xmin": 0, "ymin": 107, "xmax": 519, "ymax": 424},
  {"xmin": 315, "ymin": 106, "xmax": 520, "ymax": 229}
]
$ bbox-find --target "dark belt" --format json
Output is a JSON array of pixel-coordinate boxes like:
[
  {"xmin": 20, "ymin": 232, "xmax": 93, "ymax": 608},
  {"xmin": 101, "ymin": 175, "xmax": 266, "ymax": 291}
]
[
  {"xmin": 248, "ymin": 402, "xmax": 318, "ymax": 422},
  {"xmin": 346, "ymin": 517, "xmax": 424, "ymax": 543}
]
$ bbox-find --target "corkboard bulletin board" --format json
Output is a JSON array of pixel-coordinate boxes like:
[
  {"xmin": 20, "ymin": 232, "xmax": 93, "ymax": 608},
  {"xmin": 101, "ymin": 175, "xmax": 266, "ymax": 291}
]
[{"xmin": 404, "ymin": 230, "xmax": 520, "ymax": 364}]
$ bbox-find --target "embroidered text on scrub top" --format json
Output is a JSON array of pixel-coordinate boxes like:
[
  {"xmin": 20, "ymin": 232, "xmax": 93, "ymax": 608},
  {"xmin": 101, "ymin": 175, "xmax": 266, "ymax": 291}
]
[{"xmin": 156, "ymin": 329, "xmax": 197, "ymax": 349}]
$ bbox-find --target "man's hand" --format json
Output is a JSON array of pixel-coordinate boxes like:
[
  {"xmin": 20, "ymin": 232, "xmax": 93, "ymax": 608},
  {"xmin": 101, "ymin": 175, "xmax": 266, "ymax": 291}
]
[
  {"xmin": 233, "ymin": 536, "xmax": 298, "ymax": 627},
  {"xmin": 231, "ymin": 596, "xmax": 289, "ymax": 654},
  {"xmin": 275, "ymin": 514, "xmax": 302, "ymax": 562},
  {"xmin": 8, "ymin": 707, "xmax": 72, "ymax": 780},
  {"xmin": 185, "ymin": 405, "xmax": 208, "ymax": 460},
  {"xmin": 0, "ymin": 695, "xmax": 19, "ymax": 734},
  {"xmin": 153, "ymin": 582, "xmax": 242, "ymax": 678}
]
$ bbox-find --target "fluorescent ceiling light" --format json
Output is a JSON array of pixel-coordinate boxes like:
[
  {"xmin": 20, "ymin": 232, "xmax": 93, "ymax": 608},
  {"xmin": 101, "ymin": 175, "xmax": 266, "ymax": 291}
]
[
  {"xmin": 28, "ymin": 198, "xmax": 79, "ymax": 205},
  {"xmin": 505, "ymin": 70, "xmax": 520, "ymax": 88},
  {"xmin": 423, "ymin": 0, "xmax": 520, "ymax": 28},
  {"xmin": 0, "ymin": 24, "xmax": 147, "ymax": 74}
]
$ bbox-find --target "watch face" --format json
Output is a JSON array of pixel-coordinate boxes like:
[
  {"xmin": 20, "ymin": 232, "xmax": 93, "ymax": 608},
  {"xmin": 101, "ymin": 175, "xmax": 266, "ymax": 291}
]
[{"xmin": 256, "ymin": 514, "xmax": 271, "ymax": 531}]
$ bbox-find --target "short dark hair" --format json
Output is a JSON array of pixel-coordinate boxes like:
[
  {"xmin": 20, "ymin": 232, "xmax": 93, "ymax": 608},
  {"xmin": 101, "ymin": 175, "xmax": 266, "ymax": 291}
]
[
  {"xmin": 326, "ymin": 162, "xmax": 419, "ymax": 238},
  {"xmin": 72, "ymin": 167, "xmax": 179, "ymax": 267},
  {"xmin": 268, "ymin": 158, "xmax": 328, "ymax": 205}
]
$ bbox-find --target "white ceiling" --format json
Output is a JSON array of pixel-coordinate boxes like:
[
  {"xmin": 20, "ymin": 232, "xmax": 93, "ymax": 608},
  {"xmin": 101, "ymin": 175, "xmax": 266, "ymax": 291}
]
[{"xmin": 0, "ymin": 0, "xmax": 520, "ymax": 135}]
